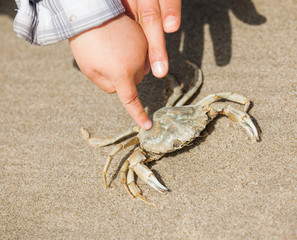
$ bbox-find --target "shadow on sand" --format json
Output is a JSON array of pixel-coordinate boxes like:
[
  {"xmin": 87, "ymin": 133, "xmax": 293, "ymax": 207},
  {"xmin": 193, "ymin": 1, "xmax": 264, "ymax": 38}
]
[
  {"xmin": 141, "ymin": 0, "xmax": 266, "ymax": 114},
  {"xmin": 167, "ymin": 0, "xmax": 266, "ymax": 70},
  {"xmin": 0, "ymin": 1, "xmax": 17, "ymax": 18}
]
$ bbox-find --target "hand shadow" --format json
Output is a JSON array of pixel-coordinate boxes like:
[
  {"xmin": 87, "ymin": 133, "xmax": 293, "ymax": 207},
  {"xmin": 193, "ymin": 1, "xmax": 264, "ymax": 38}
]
[
  {"xmin": 139, "ymin": 0, "xmax": 266, "ymax": 115},
  {"xmin": 166, "ymin": 0, "xmax": 266, "ymax": 70},
  {"xmin": 0, "ymin": 1, "xmax": 17, "ymax": 18}
]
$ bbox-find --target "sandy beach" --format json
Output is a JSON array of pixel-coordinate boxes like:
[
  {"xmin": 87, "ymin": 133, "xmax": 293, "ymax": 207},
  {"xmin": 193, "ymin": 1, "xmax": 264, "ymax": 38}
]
[{"xmin": 1, "ymin": 0, "xmax": 296, "ymax": 239}]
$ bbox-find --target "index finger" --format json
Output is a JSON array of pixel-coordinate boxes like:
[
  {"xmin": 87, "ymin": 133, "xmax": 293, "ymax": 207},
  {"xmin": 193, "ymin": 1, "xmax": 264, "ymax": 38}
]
[{"xmin": 115, "ymin": 79, "xmax": 152, "ymax": 130}]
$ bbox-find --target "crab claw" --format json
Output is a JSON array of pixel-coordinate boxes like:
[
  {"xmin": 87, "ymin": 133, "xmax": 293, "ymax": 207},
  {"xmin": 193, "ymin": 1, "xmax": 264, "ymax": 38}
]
[
  {"xmin": 241, "ymin": 116, "xmax": 260, "ymax": 142},
  {"xmin": 133, "ymin": 162, "xmax": 168, "ymax": 193},
  {"xmin": 80, "ymin": 128, "xmax": 111, "ymax": 147},
  {"xmin": 80, "ymin": 128, "xmax": 90, "ymax": 142},
  {"xmin": 223, "ymin": 106, "xmax": 260, "ymax": 142},
  {"xmin": 146, "ymin": 173, "xmax": 168, "ymax": 193}
]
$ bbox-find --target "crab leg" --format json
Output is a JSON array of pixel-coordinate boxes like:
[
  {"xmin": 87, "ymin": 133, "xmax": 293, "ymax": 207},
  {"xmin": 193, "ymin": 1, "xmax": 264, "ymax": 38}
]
[
  {"xmin": 80, "ymin": 126, "xmax": 140, "ymax": 147},
  {"xmin": 165, "ymin": 74, "xmax": 184, "ymax": 107},
  {"xmin": 120, "ymin": 160, "xmax": 150, "ymax": 204},
  {"xmin": 175, "ymin": 60, "xmax": 203, "ymax": 107},
  {"xmin": 120, "ymin": 160, "xmax": 132, "ymax": 196},
  {"xmin": 120, "ymin": 151, "xmax": 159, "ymax": 205},
  {"xmin": 209, "ymin": 103, "xmax": 259, "ymax": 142},
  {"xmin": 127, "ymin": 168, "xmax": 154, "ymax": 205},
  {"xmin": 103, "ymin": 137, "xmax": 139, "ymax": 188},
  {"xmin": 128, "ymin": 148, "xmax": 168, "ymax": 194},
  {"xmin": 196, "ymin": 92, "xmax": 250, "ymax": 112},
  {"xmin": 121, "ymin": 159, "xmax": 147, "ymax": 201}
]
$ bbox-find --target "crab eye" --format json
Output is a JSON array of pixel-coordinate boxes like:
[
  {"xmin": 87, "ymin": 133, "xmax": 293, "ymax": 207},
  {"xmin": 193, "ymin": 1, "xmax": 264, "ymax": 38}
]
[{"xmin": 173, "ymin": 140, "xmax": 181, "ymax": 148}]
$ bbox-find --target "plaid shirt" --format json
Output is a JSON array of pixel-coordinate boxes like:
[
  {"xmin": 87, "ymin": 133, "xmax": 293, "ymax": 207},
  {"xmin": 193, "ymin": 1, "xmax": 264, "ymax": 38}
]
[{"xmin": 14, "ymin": 0, "xmax": 125, "ymax": 45}]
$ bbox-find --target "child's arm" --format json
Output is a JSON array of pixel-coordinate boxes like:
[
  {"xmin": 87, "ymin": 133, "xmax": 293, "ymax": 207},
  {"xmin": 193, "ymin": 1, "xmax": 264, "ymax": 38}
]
[{"xmin": 14, "ymin": 0, "xmax": 125, "ymax": 45}]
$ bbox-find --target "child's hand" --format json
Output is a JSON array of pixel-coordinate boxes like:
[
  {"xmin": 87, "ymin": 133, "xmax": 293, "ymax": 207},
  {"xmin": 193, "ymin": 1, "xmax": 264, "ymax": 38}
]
[{"xmin": 69, "ymin": 15, "xmax": 152, "ymax": 129}]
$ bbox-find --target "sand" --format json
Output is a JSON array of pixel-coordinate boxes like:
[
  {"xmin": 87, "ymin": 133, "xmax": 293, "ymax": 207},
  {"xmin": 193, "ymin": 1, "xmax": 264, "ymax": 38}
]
[{"xmin": 1, "ymin": 0, "xmax": 296, "ymax": 239}]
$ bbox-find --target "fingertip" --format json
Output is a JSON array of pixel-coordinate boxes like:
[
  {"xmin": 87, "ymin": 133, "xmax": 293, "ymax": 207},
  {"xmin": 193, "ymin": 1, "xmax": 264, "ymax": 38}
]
[
  {"xmin": 135, "ymin": 112, "xmax": 152, "ymax": 130},
  {"xmin": 143, "ymin": 119, "xmax": 153, "ymax": 130}
]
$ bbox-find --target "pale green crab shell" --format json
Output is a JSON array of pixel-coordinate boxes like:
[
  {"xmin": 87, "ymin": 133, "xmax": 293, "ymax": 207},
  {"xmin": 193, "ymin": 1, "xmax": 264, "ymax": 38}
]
[{"xmin": 139, "ymin": 105, "xmax": 209, "ymax": 154}]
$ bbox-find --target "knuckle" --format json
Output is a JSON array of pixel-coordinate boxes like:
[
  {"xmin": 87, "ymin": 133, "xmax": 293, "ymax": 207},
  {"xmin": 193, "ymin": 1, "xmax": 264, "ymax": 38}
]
[
  {"xmin": 123, "ymin": 92, "xmax": 140, "ymax": 106},
  {"xmin": 105, "ymin": 88, "xmax": 116, "ymax": 94},
  {"xmin": 114, "ymin": 66, "xmax": 133, "ymax": 80},
  {"xmin": 163, "ymin": 6, "xmax": 178, "ymax": 17},
  {"xmin": 140, "ymin": 7, "xmax": 161, "ymax": 24},
  {"xmin": 149, "ymin": 47, "xmax": 163, "ymax": 57}
]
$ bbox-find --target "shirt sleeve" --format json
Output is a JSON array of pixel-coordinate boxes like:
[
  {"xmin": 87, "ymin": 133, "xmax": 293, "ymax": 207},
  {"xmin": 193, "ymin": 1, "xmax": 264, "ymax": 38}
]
[{"xmin": 13, "ymin": 0, "xmax": 125, "ymax": 46}]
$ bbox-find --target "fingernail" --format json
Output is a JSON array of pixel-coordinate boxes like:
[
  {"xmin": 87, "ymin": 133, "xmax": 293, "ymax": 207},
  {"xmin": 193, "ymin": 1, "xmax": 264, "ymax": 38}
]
[
  {"xmin": 144, "ymin": 120, "xmax": 152, "ymax": 130},
  {"xmin": 164, "ymin": 16, "xmax": 178, "ymax": 32},
  {"xmin": 152, "ymin": 61, "xmax": 167, "ymax": 78}
]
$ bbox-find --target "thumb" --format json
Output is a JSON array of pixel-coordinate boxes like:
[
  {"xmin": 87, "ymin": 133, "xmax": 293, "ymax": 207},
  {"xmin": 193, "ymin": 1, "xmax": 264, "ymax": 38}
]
[{"xmin": 115, "ymin": 79, "xmax": 152, "ymax": 130}]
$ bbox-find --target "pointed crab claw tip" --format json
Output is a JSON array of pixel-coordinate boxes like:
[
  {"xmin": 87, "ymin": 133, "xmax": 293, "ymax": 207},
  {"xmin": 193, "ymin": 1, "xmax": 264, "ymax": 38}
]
[
  {"xmin": 255, "ymin": 134, "xmax": 260, "ymax": 142},
  {"xmin": 148, "ymin": 175, "xmax": 168, "ymax": 193},
  {"xmin": 80, "ymin": 128, "xmax": 90, "ymax": 141},
  {"xmin": 245, "ymin": 121, "xmax": 260, "ymax": 142},
  {"xmin": 251, "ymin": 131, "xmax": 260, "ymax": 142}
]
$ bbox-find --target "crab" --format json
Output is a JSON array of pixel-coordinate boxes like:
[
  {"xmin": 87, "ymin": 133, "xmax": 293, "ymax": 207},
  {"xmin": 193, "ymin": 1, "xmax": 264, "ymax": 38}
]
[{"xmin": 81, "ymin": 61, "xmax": 260, "ymax": 204}]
